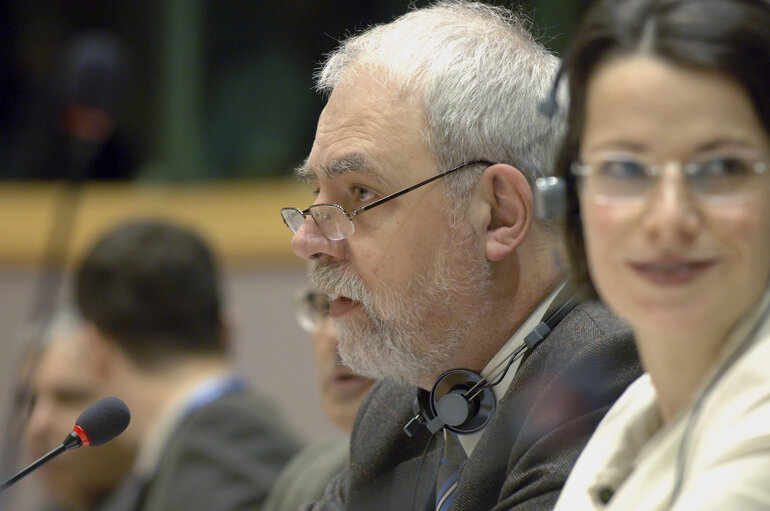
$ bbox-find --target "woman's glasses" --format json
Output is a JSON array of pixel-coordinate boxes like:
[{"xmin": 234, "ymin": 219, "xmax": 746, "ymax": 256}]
[{"xmin": 572, "ymin": 151, "xmax": 768, "ymax": 205}]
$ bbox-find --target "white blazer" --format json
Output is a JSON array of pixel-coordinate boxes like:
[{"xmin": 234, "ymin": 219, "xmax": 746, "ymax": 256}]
[{"xmin": 555, "ymin": 290, "xmax": 770, "ymax": 511}]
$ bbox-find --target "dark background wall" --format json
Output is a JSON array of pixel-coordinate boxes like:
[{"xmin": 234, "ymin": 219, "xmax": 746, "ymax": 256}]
[{"xmin": 0, "ymin": 0, "xmax": 592, "ymax": 181}]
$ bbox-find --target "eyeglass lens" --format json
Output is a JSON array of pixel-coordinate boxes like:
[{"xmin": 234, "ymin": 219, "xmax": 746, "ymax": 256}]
[
  {"xmin": 578, "ymin": 154, "xmax": 767, "ymax": 202},
  {"xmin": 295, "ymin": 290, "xmax": 331, "ymax": 332},
  {"xmin": 309, "ymin": 205, "xmax": 354, "ymax": 240},
  {"xmin": 281, "ymin": 206, "xmax": 354, "ymax": 241}
]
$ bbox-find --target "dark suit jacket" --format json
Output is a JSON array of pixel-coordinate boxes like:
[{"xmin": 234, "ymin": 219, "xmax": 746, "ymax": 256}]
[
  {"xmin": 304, "ymin": 300, "xmax": 641, "ymax": 511},
  {"xmin": 98, "ymin": 390, "xmax": 303, "ymax": 511},
  {"xmin": 263, "ymin": 436, "xmax": 350, "ymax": 511}
]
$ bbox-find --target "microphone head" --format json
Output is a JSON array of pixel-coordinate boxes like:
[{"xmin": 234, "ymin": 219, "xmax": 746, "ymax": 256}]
[{"xmin": 75, "ymin": 397, "xmax": 131, "ymax": 447}]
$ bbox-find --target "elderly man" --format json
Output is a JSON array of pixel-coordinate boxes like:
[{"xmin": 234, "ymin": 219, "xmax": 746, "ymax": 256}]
[{"xmin": 281, "ymin": 2, "xmax": 641, "ymax": 510}]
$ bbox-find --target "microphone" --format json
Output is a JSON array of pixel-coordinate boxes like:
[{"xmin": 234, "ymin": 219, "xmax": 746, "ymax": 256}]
[
  {"xmin": 58, "ymin": 30, "xmax": 131, "ymax": 146},
  {"xmin": 0, "ymin": 397, "xmax": 130, "ymax": 492}
]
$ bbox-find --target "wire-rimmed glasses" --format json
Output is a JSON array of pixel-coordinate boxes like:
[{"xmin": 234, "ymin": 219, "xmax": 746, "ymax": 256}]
[
  {"xmin": 281, "ymin": 160, "xmax": 494, "ymax": 241},
  {"xmin": 292, "ymin": 288, "xmax": 330, "ymax": 333},
  {"xmin": 571, "ymin": 151, "xmax": 769, "ymax": 205}
]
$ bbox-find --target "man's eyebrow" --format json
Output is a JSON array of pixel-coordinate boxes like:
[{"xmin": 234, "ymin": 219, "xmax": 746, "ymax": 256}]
[
  {"xmin": 294, "ymin": 154, "xmax": 378, "ymax": 183},
  {"xmin": 295, "ymin": 158, "xmax": 315, "ymax": 184}
]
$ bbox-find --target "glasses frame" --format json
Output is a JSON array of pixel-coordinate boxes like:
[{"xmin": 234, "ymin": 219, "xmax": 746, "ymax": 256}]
[
  {"xmin": 281, "ymin": 160, "xmax": 494, "ymax": 240},
  {"xmin": 570, "ymin": 152, "xmax": 769, "ymax": 204},
  {"xmin": 292, "ymin": 287, "xmax": 330, "ymax": 333}
]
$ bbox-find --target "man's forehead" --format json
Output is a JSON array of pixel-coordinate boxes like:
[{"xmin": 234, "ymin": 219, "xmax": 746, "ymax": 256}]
[
  {"xmin": 299, "ymin": 72, "xmax": 430, "ymax": 183},
  {"xmin": 33, "ymin": 333, "xmax": 90, "ymax": 377}
]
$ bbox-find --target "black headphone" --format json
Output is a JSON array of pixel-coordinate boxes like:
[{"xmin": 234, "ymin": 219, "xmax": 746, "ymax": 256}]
[
  {"xmin": 538, "ymin": 62, "xmax": 564, "ymax": 120},
  {"xmin": 402, "ymin": 68, "xmax": 574, "ymax": 438},
  {"xmin": 403, "ymin": 296, "xmax": 577, "ymax": 437},
  {"xmin": 533, "ymin": 63, "xmax": 569, "ymax": 223}
]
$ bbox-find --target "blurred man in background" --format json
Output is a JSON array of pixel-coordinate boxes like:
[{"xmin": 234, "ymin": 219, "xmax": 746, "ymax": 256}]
[
  {"xmin": 23, "ymin": 312, "xmax": 135, "ymax": 511},
  {"xmin": 264, "ymin": 288, "xmax": 374, "ymax": 511},
  {"xmin": 72, "ymin": 219, "xmax": 302, "ymax": 511}
]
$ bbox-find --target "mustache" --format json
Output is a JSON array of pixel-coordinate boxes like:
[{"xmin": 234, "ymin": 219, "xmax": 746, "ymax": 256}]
[
  {"xmin": 311, "ymin": 263, "xmax": 369, "ymax": 303},
  {"xmin": 311, "ymin": 262, "xmax": 389, "ymax": 325}
]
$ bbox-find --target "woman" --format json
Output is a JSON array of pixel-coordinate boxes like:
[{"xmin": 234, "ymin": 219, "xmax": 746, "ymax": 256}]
[{"xmin": 551, "ymin": 0, "xmax": 770, "ymax": 509}]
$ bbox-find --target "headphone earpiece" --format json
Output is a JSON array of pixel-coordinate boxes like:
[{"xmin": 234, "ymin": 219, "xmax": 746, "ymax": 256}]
[
  {"xmin": 403, "ymin": 369, "xmax": 496, "ymax": 437},
  {"xmin": 534, "ymin": 176, "xmax": 567, "ymax": 222},
  {"xmin": 402, "ymin": 298, "xmax": 578, "ymax": 438}
]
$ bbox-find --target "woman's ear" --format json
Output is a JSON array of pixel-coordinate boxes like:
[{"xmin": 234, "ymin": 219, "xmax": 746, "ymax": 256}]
[{"xmin": 477, "ymin": 164, "xmax": 534, "ymax": 262}]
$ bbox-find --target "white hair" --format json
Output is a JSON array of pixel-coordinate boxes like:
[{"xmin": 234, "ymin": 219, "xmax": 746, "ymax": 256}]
[{"xmin": 316, "ymin": 0, "xmax": 566, "ymax": 204}]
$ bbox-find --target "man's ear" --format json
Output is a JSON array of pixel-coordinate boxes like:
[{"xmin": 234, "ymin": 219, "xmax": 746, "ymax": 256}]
[
  {"xmin": 218, "ymin": 310, "xmax": 237, "ymax": 354},
  {"xmin": 81, "ymin": 322, "xmax": 118, "ymax": 382},
  {"xmin": 475, "ymin": 164, "xmax": 534, "ymax": 262}
]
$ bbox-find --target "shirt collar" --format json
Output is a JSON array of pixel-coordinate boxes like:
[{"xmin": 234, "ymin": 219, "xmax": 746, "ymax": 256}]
[
  {"xmin": 133, "ymin": 371, "xmax": 242, "ymax": 476},
  {"xmin": 457, "ymin": 282, "xmax": 566, "ymax": 455}
]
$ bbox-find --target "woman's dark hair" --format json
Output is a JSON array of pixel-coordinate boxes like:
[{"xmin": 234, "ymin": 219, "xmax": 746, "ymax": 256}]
[{"xmin": 556, "ymin": 0, "xmax": 770, "ymax": 294}]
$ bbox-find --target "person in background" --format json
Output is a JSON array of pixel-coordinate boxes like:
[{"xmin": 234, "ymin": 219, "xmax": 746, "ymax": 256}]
[
  {"xmin": 281, "ymin": 2, "xmax": 641, "ymax": 509},
  {"xmin": 73, "ymin": 219, "xmax": 302, "ymax": 511},
  {"xmin": 263, "ymin": 288, "xmax": 374, "ymax": 511},
  {"xmin": 23, "ymin": 311, "xmax": 135, "ymax": 511},
  {"xmin": 549, "ymin": 0, "xmax": 770, "ymax": 509}
]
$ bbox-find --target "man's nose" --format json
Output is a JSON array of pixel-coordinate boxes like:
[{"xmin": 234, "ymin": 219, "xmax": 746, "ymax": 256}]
[
  {"xmin": 317, "ymin": 316, "xmax": 339, "ymax": 349},
  {"xmin": 25, "ymin": 400, "xmax": 53, "ymax": 446},
  {"xmin": 290, "ymin": 214, "xmax": 347, "ymax": 262}
]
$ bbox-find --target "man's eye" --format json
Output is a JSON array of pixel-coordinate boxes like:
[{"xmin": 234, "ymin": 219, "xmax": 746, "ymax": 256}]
[
  {"xmin": 54, "ymin": 389, "xmax": 93, "ymax": 405},
  {"xmin": 352, "ymin": 186, "xmax": 376, "ymax": 203}
]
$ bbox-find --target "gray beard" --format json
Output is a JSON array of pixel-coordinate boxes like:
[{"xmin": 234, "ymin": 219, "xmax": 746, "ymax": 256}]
[{"xmin": 311, "ymin": 227, "xmax": 492, "ymax": 386}]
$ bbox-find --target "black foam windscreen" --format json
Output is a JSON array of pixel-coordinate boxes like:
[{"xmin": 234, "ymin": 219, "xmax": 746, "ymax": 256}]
[
  {"xmin": 75, "ymin": 397, "xmax": 130, "ymax": 447},
  {"xmin": 58, "ymin": 30, "xmax": 130, "ymax": 118}
]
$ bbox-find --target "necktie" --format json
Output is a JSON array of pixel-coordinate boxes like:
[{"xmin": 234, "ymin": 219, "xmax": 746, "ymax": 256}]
[{"xmin": 435, "ymin": 431, "xmax": 467, "ymax": 511}]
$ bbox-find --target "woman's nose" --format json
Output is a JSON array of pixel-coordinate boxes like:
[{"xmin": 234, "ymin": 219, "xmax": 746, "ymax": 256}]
[{"xmin": 642, "ymin": 163, "xmax": 702, "ymax": 244}]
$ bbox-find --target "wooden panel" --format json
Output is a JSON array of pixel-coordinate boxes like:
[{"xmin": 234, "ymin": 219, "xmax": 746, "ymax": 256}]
[{"xmin": 0, "ymin": 180, "xmax": 314, "ymax": 267}]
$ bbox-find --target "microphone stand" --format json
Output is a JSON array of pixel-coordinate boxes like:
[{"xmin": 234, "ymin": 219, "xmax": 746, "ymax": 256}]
[
  {"xmin": 0, "ymin": 143, "xmax": 91, "ymax": 499},
  {"xmin": 0, "ymin": 432, "xmax": 82, "ymax": 492}
]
